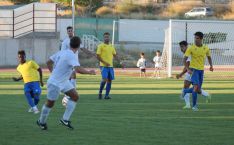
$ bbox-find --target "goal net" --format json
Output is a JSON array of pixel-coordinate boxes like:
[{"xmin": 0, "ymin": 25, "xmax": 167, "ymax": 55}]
[{"xmin": 162, "ymin": 19, "xmax": 234, "ymax": 79}]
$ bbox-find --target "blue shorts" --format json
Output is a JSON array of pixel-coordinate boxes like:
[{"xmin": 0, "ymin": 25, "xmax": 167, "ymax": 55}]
[
  {"xmin": 100, "ymin": 66, "xmax": 115, "ymax": 80},
  {"xmin": 24, "ymin": 81, "xmax": 41, "ymax": 97},
  {"xmin": 190, "ymin": 68, "xmax": 204, "ymax": 89}
]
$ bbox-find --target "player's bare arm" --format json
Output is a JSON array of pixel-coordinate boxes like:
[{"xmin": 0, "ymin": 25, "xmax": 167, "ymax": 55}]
[
  {"xmin": 97, "ymin": 54, "xmax": 110, "ymax": 66},
  {"xmin": 12, "ymin": 75, "xmax": 23, "ymax": 81},
  {"xmin": 37, "ymin": 67, "xmax": 44, "ymax": 87},
  {"xmin": 74, "ymin": 66, "xmax": 96, "ymax": 75},
  {"xmin": 46, "ymin": 59, "xmax": 54, "ymax": 73},
  {"xmin": 176, "ymin": 61, "xmax": 190, "ymax": 79},
  {"xmin": 207, "ymin": 56, "xmax": 213, "ymax": 72}
]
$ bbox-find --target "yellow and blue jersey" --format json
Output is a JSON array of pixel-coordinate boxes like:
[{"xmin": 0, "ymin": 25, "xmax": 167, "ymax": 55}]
[
  {"xmin": 96, "ymin": 43, "xmax": 116, "ymax": 67},
  {"xmin": 17, "ymin": 60, "xmax": 40, "ymax": 83},
  {"xmin": 185, "ymin": 44, "xmax": 211, "ymax": 70}
]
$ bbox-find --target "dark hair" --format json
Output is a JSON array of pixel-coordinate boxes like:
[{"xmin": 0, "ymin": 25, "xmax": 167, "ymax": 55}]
[
  {"xmin": 194, "ymin": 31, "xmax": 204, "ymax": 39},
  {"xmin": 156, "ymin": 50, "xmax": 160, "ymax": 53},
  {"xmin": 103, "ymin": 32, "xmax": 110, "ymax": 36},
  {"xmin": 67, "ymin": 26, "xmax": 73, "ymax": 30},
  {"xmin": 141, "ymin": 52, "xmax": 144, "ymax": 56},
  {"xmin": 18, "ymin": 50, "xmax": 25, "ymax": 56},
  {"xmin": 179, "ymin": 41, "xmax": 188, "ymax": 46},
  {"xmin": 70, "ymin": 36, "xmax": 81, "ymax": 49}
]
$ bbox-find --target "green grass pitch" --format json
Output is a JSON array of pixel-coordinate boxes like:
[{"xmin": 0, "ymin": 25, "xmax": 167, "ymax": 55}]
[{"xmin": 0, "ymin": 71, "xmax": 234, "ymax": 145}]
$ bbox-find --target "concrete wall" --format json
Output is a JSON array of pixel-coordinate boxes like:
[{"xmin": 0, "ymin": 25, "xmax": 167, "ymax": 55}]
[
  {"xmin": 57, "ymin": 18, "xmax": 72, "ymax": 41},
  {"xmin": 0, "ymin": 36, "xmax": 59, "ymax": 67}
]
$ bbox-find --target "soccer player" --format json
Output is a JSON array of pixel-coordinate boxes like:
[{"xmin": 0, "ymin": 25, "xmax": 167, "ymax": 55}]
[
  {"xmin": 61, "ymin": 26, "xmax": 96, "ymax": 105},
  {"xmin": 153, "ymin": 50, "xmax": 162, "ymax": 78},
  {"xmin": 97, "ymin": 32, "xmax": 118, "ymax": 100},
  {"xmin": 176, "ymin": 40, "xmax": 211, "ymax": 109},
  {"xmin": 182, "ymin": 32, "xmax": 213, "ymax": 111},
  {"xmin": 137, "ymin": 52, "xmax": 147, "ymax": 78},
  {"xmin": 37, "ymin": 36, "xmax": 96, "ymax": 130},
  {"xmin": 12, "ymin": 50, "xmax": 43, "ymax": 114}
]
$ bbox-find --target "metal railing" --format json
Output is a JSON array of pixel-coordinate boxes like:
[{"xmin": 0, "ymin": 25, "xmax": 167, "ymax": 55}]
[
  {"xmin": 0, "ymin": 3, "xmax": 57, "ymax": 38},
  {"xmin": 82, "ymin": 35, "xmax": 102, "ymax": 52}
]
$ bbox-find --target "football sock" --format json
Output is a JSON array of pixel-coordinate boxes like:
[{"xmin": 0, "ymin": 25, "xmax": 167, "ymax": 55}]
[
  {"xmin": 63, "ymin": 100, "xmax": 77, "ymax": 121},
  {"xmin": 192, "ymin": 91, "xmax": 198, "ymax": 107},
  {"xmin": 33, "ymin": 94, "xmax": 40, "ymax": 105},
  {"xmin": 99, "ymin": 81, "xmax": 106, "ymax": 94},
  {"xmin": 184, "ymin": 88, "xmax": 193, "ymax": 94},
  {"xmin": 39, "ymin": 104, "xmax": 51, "ymax": 124},
  {"xmin": 184, "ymin": 93, "xmax": 190, "ymax": 107},
  {"xmin": 105, "ymin": 82, "xmax": 112, "ymax": 97},
  {"xmin": 201, "ymin": 89, "xmax": 209, "ymax": 97}
]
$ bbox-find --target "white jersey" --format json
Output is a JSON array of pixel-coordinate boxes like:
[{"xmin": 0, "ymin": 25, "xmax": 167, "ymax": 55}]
[
  {"xmin": 184, "ymin": 56, "xmax": 191, "ymax": 81},
  {"xmin": 137, "ymin": 58, "xmax": 146, "ymax": 69},
  {"xmin": 61, "ymin": 37, "xmax": 84, "ymax": 61},
  {"xmin": 153, "ymin": 56, "xmax": 162, "ymax": 68},
  {"xmin": 48, "ymin": 49, "xmax": 80, "ymax": 84}
]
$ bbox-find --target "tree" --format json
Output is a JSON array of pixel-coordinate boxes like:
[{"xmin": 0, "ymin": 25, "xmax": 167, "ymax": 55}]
[{"xmin": 11, "ymin": 0, "xmax": 39, "ymax": 4}]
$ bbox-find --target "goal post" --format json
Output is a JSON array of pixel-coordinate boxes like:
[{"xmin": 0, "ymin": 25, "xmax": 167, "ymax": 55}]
[{"xmin": 163, "ymin": 19, "xmax": 234, "ymax": 79}]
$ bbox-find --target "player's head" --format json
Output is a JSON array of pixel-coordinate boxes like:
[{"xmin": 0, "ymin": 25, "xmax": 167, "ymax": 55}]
[
  {"xmin": 140, "ymin": 52, "xmax": 145, "ymax": 58},
  {"xmin": 70, "ymin": 36, "xmax": 81, "ymax": 52},
  {"xmin": 103, "ymin": 32, "xmax": 110, "ymax": 44},
  {"xmin": 179, "ymin": 41, "xmax": 188, "ymax": 53},
  {"xmin": 156, "ymin": 50, "xmax": 161, "ymax": 56},
  {"xmin": 194, "ymin": 31, "xmax": 203, "ymax": 46},
  {"xmin": 18, "ymin": 50, "xmax": 26, "ymax": 64},
  {"xmin": 67, "ymin": 26, "xmax": 73, "ymax": 38}
]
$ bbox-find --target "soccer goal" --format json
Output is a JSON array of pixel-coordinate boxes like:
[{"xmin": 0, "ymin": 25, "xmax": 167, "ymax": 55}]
[{"xmin": 162, "ymin": 19, "xmax": 234, "ymax": 79}]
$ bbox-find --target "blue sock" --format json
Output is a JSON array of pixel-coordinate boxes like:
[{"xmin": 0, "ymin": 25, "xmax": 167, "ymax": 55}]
[
  {"xmin": 192, "ymin": 91, "xmax": 198, "ymax": 107},
  {"xmin": 105, "ymin": 82, "xmax": 112, "ymax": 97},
  {"xmin": 25, "ymin": 92, "xmax": 36, "ymax": 107},
  {"xmin": 99, "ymin": 81, "xmax": 106, "ymax": 94},
  {"xmin": 34, "ymin": 95, "xmax": 40, "ymax": 105},
  {"xmin": 184, "ymin": 88, "xmax": 193, "ymax": 94}
]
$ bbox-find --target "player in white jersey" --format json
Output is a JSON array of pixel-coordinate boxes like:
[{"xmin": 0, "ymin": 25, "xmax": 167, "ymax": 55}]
[
  {"xmin": 153, "ymin": 50, "xmax": 162, "ymax": 78},
  {"xmin": 61, "ymin": 26, "xmax": 96, "ymax": 106},
  {"xmin": 37, "ymin": 36, "xmax": 96, "ymax": 130},
  {"xmin": 176, "ymin": 41, "xmax": 211, "ymax": 109},
  {"xmin": 137, "ymin": 52, "xmax": 147, "ymax": 78}
]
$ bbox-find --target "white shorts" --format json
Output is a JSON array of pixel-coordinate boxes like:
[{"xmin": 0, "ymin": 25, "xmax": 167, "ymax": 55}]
[
  {"xmin": 47, "ymin": 80, "xmax": 74, "ymax": 101},
  {"xmin": 184, "ymin": 72, "xmax": 191, "ymax": 82},
  {"xmin": 155, "ymin": 63, "xmax": 162, "ymax": 68}
]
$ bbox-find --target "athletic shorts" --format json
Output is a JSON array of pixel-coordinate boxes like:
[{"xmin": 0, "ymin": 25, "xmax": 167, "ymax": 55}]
[
  {"xmin": 47, "ymin": 80, "xmax": 74, "ymax": 101},
  {"xmin": 100, "ymin": 66, "xmax": 115, "ymax": 80},
  {"xmin": 184, "ymin": 72, "xmax": 191, "ymax": 82},
  {"xmin": 141, "ymin": 69, "xmax": 146, "ymax": 72},
  {"xmin": 24, "ymin": 81, "xmax": 41, "ymax": 96},
  {"xmin": 190, "ymin": 68, "xmax": 204, "ymax": 89}
]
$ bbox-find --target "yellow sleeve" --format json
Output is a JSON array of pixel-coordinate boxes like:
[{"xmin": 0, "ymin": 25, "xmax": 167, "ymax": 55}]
[
  {"xmin": 184, "ymin": 47, "xmax": 192, "ymax": 57},
  {"xmin": 16, "ymin": 65, "xmax": 21, "ymax": 73},
  {"xmin": 96, "ymin": 44, "xmax": 102, "ymax": 55},
  {"xmin": 31, "ymin": 60, "xmax": 40, "ymax": 70},
  {"xmin": 112, "ymin": 47, "xmax": 116, "ymax": 55},
  {"xmin": 206, "ymin": 47, "xmax": 211, "ymax": 56}
]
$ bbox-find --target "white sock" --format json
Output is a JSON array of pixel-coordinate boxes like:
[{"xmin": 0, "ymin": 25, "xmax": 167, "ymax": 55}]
[
  {"xmin": 201, "ymin": 89, "xmax": 209, "ymax": 97},
  {"xmin": 184, "ymin": 93, "xmax": 190, "ymax": 107},
  {"xmin": 70, "ymin": 79, "xmax": 77, "ymax": 88},
  {"xmin": 62, "ymin": 100, "xmax": 77, "ymax": 121},
  {"xmin": 39, "ymin": 104, "xmax": 51, "ymax": 124}
]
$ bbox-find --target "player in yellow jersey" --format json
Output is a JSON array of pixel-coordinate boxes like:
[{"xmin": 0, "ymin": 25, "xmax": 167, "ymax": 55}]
[
  {"xmin": 183, "ymin": 32, "xmax": 213, "ymax": 111},
  {"xmin": 12, "ymin": 50, "xmax": 44, "ymax": 114},
  {"xmin": 97, "ymin": 32, "xmax": 118, "ymax": 99}
]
